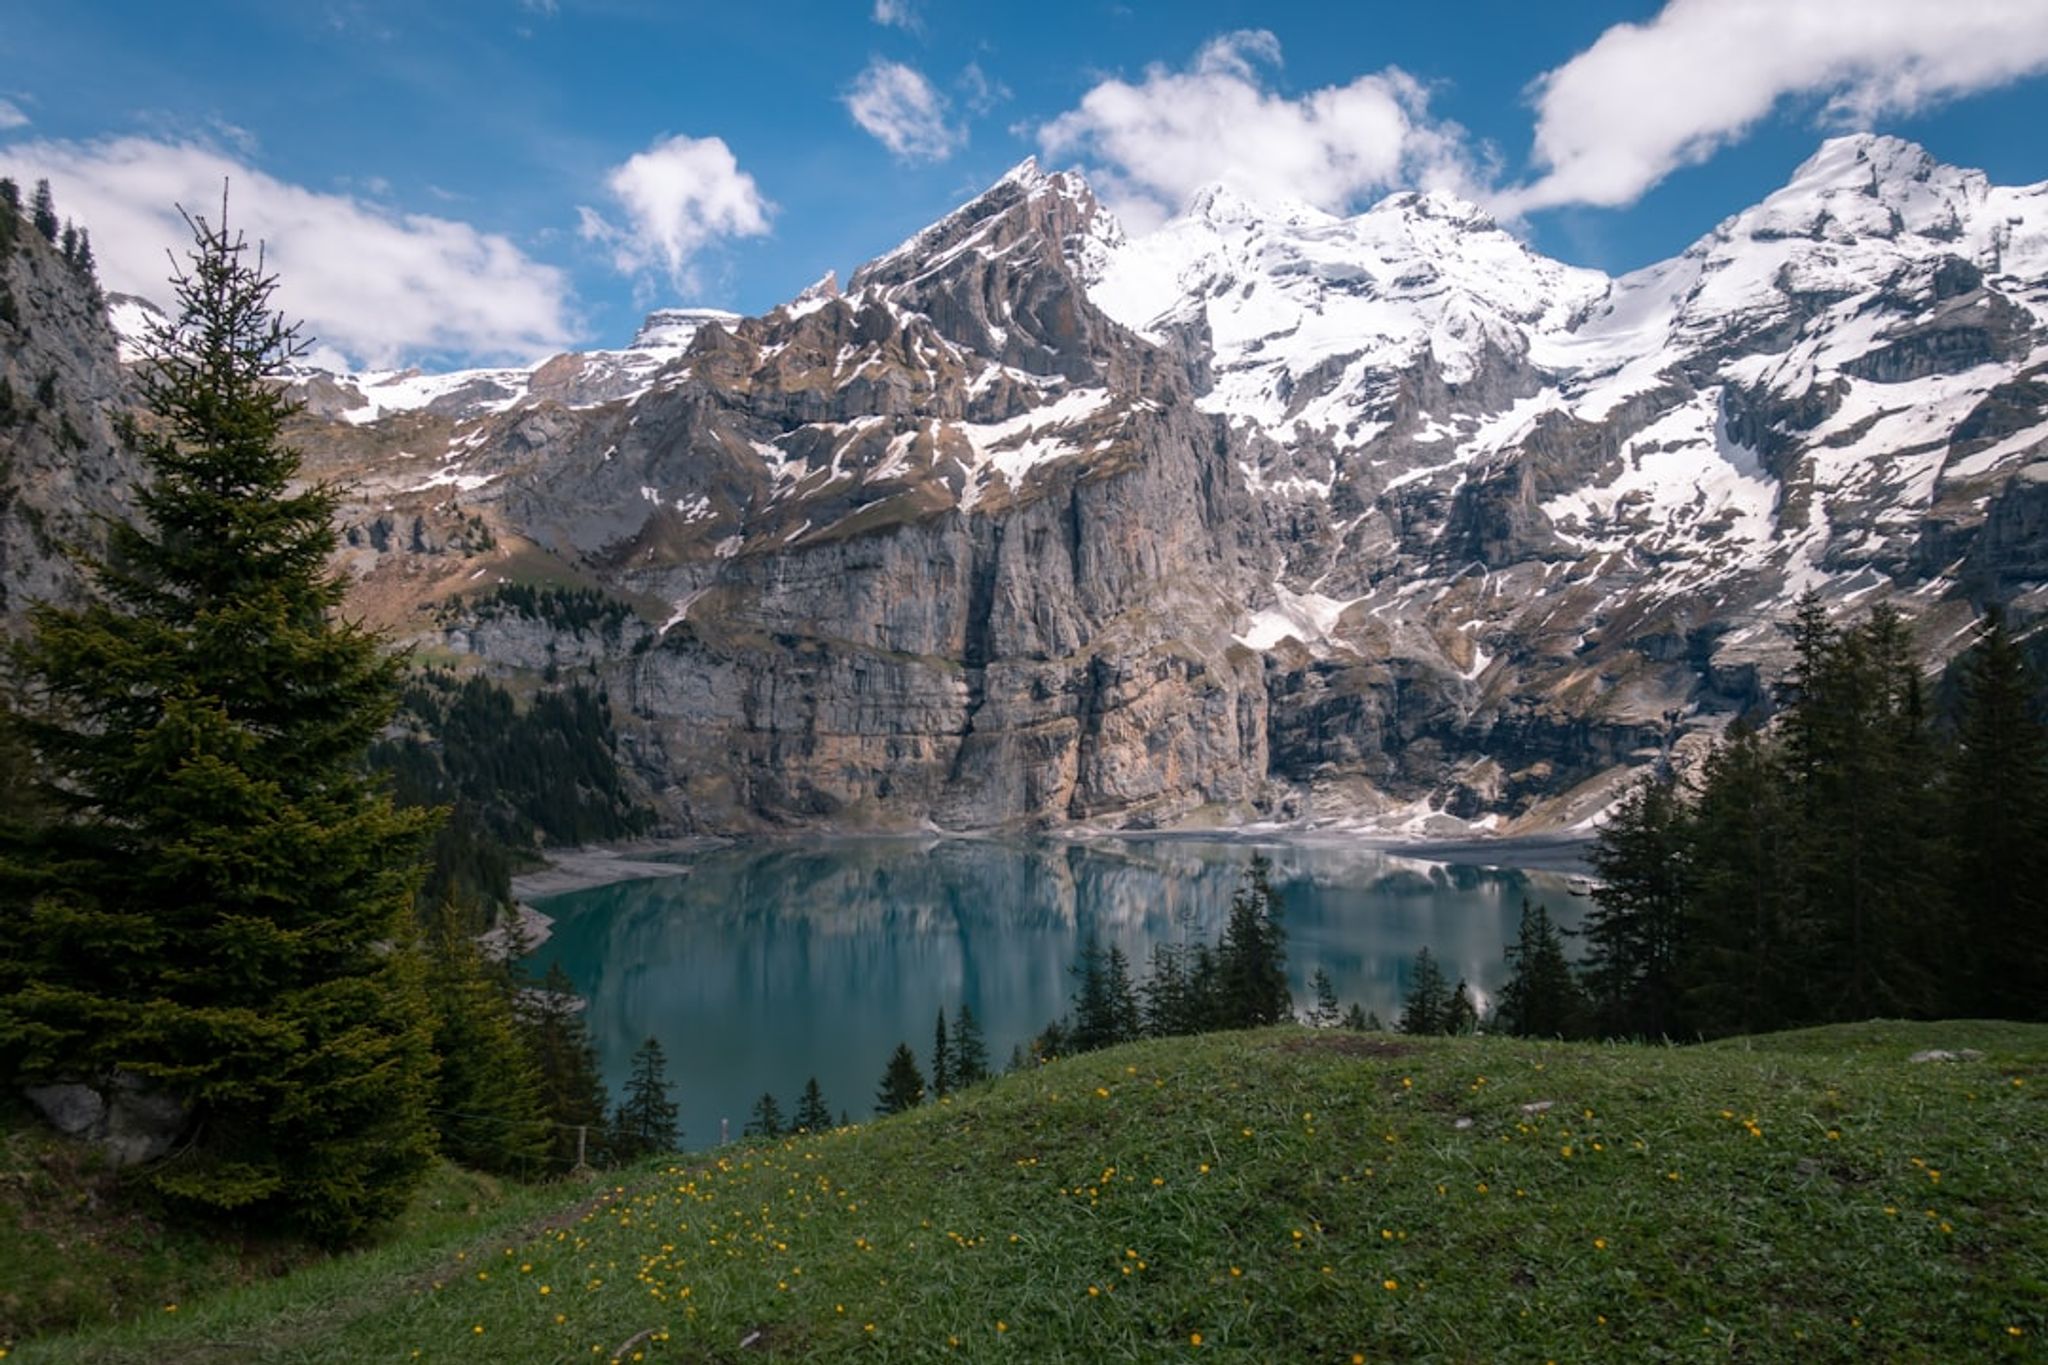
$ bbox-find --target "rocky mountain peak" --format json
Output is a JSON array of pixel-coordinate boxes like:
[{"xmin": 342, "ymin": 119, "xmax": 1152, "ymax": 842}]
[{"xmin": 631, "ymin": 307, "xmax": 741, "ymax": 351}]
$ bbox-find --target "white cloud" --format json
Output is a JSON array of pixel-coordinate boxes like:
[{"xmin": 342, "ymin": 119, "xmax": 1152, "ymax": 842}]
[
  {"xmin": 1510, "ymin": 0, "xmax": 2048, "ymax": 212},
  {"xmin": 959, "ymin": 62, "xmax": 1009, "ymax": 117},
  {"xmin": 871, "ymin": 0, "xmax": 918, "ymax": 32},
  {"xmin": 578, "ymin": 133, "xmax": 772, "ymax": 294},
  {"xmin": 1036, "ymin": 30, "xmax": 1478, "ymax": 232},
  {"xmin": 3, "ymin": 136, "xmax": 575, "ymax": 370},
  {"xmin": 844, "ymin": 59, "xmax": 963, "ymax": 162},
  {"xmin": 0, "ymin": 98, "xmax": 28, "ymax": 131}
]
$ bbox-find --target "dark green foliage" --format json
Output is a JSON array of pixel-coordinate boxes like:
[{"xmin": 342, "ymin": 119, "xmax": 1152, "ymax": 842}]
[
  {"xmin": 930, "ymin": 1010, "xmax": 951, "ymax": 1098},
  {"xmin": 523, "ymin": 963, "xmax": 611, "ymax": 1169},
  {"xmin": 30, "ymin": 179, "xmax": 56, "ymax": 243},
  {"xmin": 0, "ymin": 374, "xmax": 13, "ymax": 425},
  {"xmin": 1494, "ymin": 900, "xmax": 1586, "ymax": 1039},
  {"xmin": 59, "ymin": 221, "xmax": 76, "ymax": 265},
  {"xmin": 0, "ymin": 177, "xmax": 18, "ymax": 215},
  {"xmin": 950, "ymin": 1003, "xmax": 989, "ymax": 1087},
  {"xmin": 33, "ymin": 371, "xmax": 54, "ymax": 408},
  {"xmin": 0, "ymin": 201, "xmax": 437, "ymax": 1242},
  {"xmin": 1341, "ymin": 1003, "xmax": 1369, "ymax": 1031},
  {"xmin": 874, "ymin": 1042, "xmax": 925, "ymax": 1116},
  {"xmin": 1944, "ymin": 611, "xmax": 2048, "ymax": 1018},
  {"xmin": 0, "ymin": 285, "xmax": 17, "ymax": 331},
  {"xmin": 73, "ymin": 228, "xmax": 95, "ymax": 282},
  {"xmin": 1446, "ymin": 981, "xmax": 1478, "ymax": 1035},
  {"xmin": 466, "ymin": 582, "xmax": 633, "ymax": 638},
  {"xmin": 1139, "ymin": 940, "xmax": 1204, "ymax": 1038},
  {"xmin": 792, "ymin": 1076, "xmax": 833, "ymax": 1133},
  {"xmin": 1214, "ymin": 854, "xmax": 1291, "ymax": 1027},
  {"xmin": 368, "ymin": 671, "xmax": 651, "ymax": 912},
  {"xmin": 1399, "ymin": 948, "xmax": 1450, "ymax": 1036},
  {"xmin": 1680, "ymin": 727, "xmax": 1806, "ymax": 1037},
  {"xmin": 1585, "ymin": 775, "xmax": 1691, "ymax": 1038},
  {"xmin": 420, "ymin": 902, "xmax": 549, "ymax": 1177},
  {"xmin": 744, "ymin": 1092, "xmax": 785, "ymax": 1139},
  {"xmin": 611, "ymin": 1037, "xmax": 679, "ymax": 1160},
  {"xmin": 1063, "ymin": 938, "xmax": 1142, "ymax": 1054},
  {"xmin": 1309, "ymin": 968, "xmax": 1341, "ymax": 1028}
]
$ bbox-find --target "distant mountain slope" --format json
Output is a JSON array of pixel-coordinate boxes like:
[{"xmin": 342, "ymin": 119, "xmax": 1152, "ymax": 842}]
[{"xmin": 20, "ymin": 135, "xmax": 2048, "ymax": 834}]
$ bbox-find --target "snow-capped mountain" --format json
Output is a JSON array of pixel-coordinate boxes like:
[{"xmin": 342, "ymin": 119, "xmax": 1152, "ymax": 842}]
[{"xmin": 20, "ymin": 134, "xmax": 2048, "ymax": 836}]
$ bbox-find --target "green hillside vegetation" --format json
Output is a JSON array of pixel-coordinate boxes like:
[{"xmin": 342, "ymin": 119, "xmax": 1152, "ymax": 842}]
[{"xmin": 10, "ymin": 1020, "xmax": 2043, "ymax": 1362}]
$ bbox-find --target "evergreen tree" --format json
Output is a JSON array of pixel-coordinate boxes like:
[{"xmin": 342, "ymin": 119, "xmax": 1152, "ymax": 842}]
[
  {"xmin": 0, "ymin": 177, "xmax": 19, "ymax": 215},
  {"xmin": 874, "ymin": 1042, "xmax": 925, "ymax": 1115},
  {"xmin": 950, "ymin": 1003, "xmax": 989, "ymax": 1087},
  {"xmin": 523, "ymin": 963, "xmax": 610, "ymax": 1169},
  {"xmin": 1105, "ymin": 945, "xmax": 1142, "ymax": 1044},
  {"xmin": 1445, "ymin": 980, "xmax": 1478, "ymax": 1035},
  {"xmin": 29, "ymin": 179, "xmax": 57, "ymax": 243},
  {"xmin": 1398, "ymin": 947, "xmax": 1451, "ymax": 1035},
  {"xmin": 1341, "ymin": 1003, "xmax": 1369, "ymax": 1031},
  {"xmin": 0, "ymin": 199, "xmax": 437, "ymax": 1241},
  {"xmin": 1680, "ymin": 727, "xmax": 1807, "ymax": 1036},
  {"xmin": 930, "ymin": 1009, "xmax": 952, "ymax": 1098},
  {"xmin": 420, "ymin": 901, "xmax": 549, "ymax": 1177},
  {"xmin": 74, "ymin": 228, "xmax": 96, "ymax": 281},
  {"xmin": 610, "ymin": 1037, "xmax": 679, "ymax": 1160},
  {"xmin": 792, "ymin": 1076, "xmax": 833, "ymax": 1133},
  {"xmin": 1495, "ymin": 900, "xmax": 1586, "ymax": 1039},
  {"xmin": 1067, "ymin": 937, "xmax": 1140, "ymax": 1052},
  {"xmin": 1945, "ymin": 610, "xmax": 2048, "ymax": 1019},
  {"xmin": 59, "ymin": 220, "xmax": 77, "ymax": 265},
  {"xmin": 1215, "ymin": 854, "xmax": 1291, "ymax": 1027},
  {"xmin": 1141, "ymin": 939, "xmax": 1202, "ymax": 1037},
  {"xmin": 1585, "ymin": 775, "xmax": 1692, "ymax": 1037},
  {"xmin": 1309, "ymin": 968, "xmax": 1342, "ymax": 1028},
  {"xmin": 744, "ymin": 1092, "xmax": 785, "ymax": 1139}
]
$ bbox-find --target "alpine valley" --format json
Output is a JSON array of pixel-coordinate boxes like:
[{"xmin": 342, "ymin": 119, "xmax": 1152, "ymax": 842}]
[{"xmin": 7, "ymin": 133, "xmax": 2048, "ymax": 836}]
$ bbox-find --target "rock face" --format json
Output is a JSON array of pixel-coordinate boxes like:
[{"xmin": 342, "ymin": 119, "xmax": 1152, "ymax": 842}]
[
  {"xmin": 15, "ymin": 135, "xmax": 2048, "ymax": 834},
  {"xmin": 0, "ymin": 224, "xmax": 141, "ymax": 626}
]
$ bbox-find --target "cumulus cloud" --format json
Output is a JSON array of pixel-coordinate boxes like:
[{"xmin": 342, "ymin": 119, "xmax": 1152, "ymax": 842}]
[
  {"xmin": 1036, "ymin": 30, "xmax": 1479, "ymax": 232},
  {"xmin": 844, "ymin": 59, "xmax": 963, "ymax": 162},
  {"xmin": 0, "ymin": 98, "xmax": 28, "ymax": 131},
  {"xmin": 1510, "ymin": 0, "xmax": 2048, "ymax": 211},
  {"xmin": 2, "ymin": 135, "xmax": 574, "ymax": 370},
  {"xmin": 871, "ymin": 0, "xmax": 918, "ymax": 32},
  {"xmin": 577, "ymin": 133, "xmax": 773, "ymax": 294}
]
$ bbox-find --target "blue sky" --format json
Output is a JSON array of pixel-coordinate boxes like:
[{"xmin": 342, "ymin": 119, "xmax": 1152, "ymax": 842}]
[{"xmin": 5, "ymin": 0, "xmax": 2048, "ymax": 370}]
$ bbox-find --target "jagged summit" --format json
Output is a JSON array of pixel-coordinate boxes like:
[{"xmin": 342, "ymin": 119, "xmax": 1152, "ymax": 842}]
[{"xmin": 631, "ymin": 307, "xmax": 741, "ymax": 350}]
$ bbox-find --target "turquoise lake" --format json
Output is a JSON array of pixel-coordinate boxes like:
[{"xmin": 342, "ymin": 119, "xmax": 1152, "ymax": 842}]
[{"xmin": 525, "ymin": 838, "xmax": 1589, "ymax": 1148}]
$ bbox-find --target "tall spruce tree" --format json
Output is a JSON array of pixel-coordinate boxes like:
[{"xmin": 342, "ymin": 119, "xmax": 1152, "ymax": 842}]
[
  {"xmin": 1445, "ymin": 981, "xmax": 1479, "ymax": 1035},
  {"xmin": 874, "ymin": 1042, "xmax": 925, "ymax": 1115},
  {"xmin": 523, "ymin": 962, "xmax": 610, "ymax": 1169},
  {"xmin": 1309, "ymin": 968, "xmax": 1342, "ymax": 1028},
  {"xmin": 930, "ymin": 1009, "xmax": 952, "ymax": 1098},
  {"xmin": 0, "ymin": 199, "xmax": 437, "ymax": 1241},
  {"xmin": 420, "ymin": 901, "xmax": 549, "ymax": 1177},
  {"xmin": 1398, "ymin": 947, "xmax": 1451, "ymax": 1035},
  {"xmin": 1945, "ymin": 610, "xmax": 2048, "ymax": 1019},
  {"xmin": 29, "ymin": 178, "xmax": 57, "ymax": 243},
  {"xmin": 1495, "ymin": 900, "xmax": 1586, "ymax": 1039},
  {"xmin": 1585, "ymin": 775, "xmax": 1692, "ymax": 1037},
  {"xmin": 950, "ymin": 1003, "xmax": 989, "ymax": 1086},
  {"xmin": 792, "ymin": 1076, "xmax": 833, "ymax": 1133},
  {"xmin": 611, "ymin": 1036, "xmax": 679, "ymax": 1160},
  {"xmin": 744, "ymin": 1092, "xmax": 785, "ymax": 1139},
  {"xmin": 1215, "ymin": 854, "xmax": 1291, "ymax": 1027}
]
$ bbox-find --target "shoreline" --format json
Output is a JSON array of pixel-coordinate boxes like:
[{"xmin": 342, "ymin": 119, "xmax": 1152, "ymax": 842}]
[{"xmin": 511, "ymin": 825, "xmax": 1594, "ymax": 899}]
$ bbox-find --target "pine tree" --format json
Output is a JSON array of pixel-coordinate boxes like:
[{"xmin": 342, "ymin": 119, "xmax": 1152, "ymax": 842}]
[
  {"xmin": 1215, "ymin": 854, "xmax": 1291, "ymax": 1027},
  {"xmin": 792, "ymin": 1076, "xmax": 833, "ymax": 1133},
  {"xmin": 1495, "ymin": 900, "xmax": 1586, "ymax": 1039},
  {"xmin": 29, "ymin": 179, "xmax": 57, "ymax": 243},
  {"xmin": 74, "ymin": 228, "xmax": 96, "ymax": 281},
  {"xmin": 611, "ymin": 1036, "xmax": 679, "ymax": 1160},
  {"xmin": 1105, "ymin": 945, "xmax": 1142, "ymax": 1044},
  {"xmin": 744, "ymin": 1092, "xmax": 785, "ymax": 1139},
  {"xmin": 1445, "ymin": 980, "xmax": 1478, "ymax": 1035},
  {"xmin": 950, "ymin": 1003, "xmax": 989, "ymax": 1087},
  {"xmin": 0, "ymin": 198, "xmax": 437, "ymax": 1241},
  {"xmin": 874, "ymin": 1042, "xmax": 925, "ymax": 1115},
  {"xmin": 930, "ymin": 1009, "xmax": 952, "ymax": 1098},
  {"xmin": 1309, "ymin": 968, "xmax": 1341, "ymax": 1028},
  {"xmin": 1398, "ymin": 947, "xmax": 1450, "ymax": 1035},
  {"xmin": 1341, "ymin": 1003, "xmax": 1368, "ymax": 1031},
  {"xmin": 523, "ymin": 963, "xmax": 610, "ymax": 1169},
  {"xmin": 1585, "ymin": 775, "xmax": 1691, "ymax": 1037},
  {"xmin": 420, "ymin": 901, "xmax": 549, "ymax": 1177},
  {"xmin": 59, "ymin": 220, "xmax": 77, "ymax": 265},
  {"xmin": 1680, "ymin": 727, "xmax": 1807, "ymax": 1037},
  {"xmin": 1945, "ymin": 610, "xmax": 2048, "ymax": 1019},
  {"xmin": 0, "ymin": 177, "xmax": 20, "ymax": 215}
]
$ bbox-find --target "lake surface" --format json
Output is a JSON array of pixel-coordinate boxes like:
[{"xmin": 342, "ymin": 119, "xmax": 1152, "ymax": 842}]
[{"xmin": 526, "ymin": 837, "xmax": 1588, "ymax": 1147}]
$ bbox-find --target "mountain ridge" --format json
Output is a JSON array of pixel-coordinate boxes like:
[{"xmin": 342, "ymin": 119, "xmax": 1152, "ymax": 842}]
[{"xmin": 23, "ymin": 132, "xmax": 2048, "ymax": 835}]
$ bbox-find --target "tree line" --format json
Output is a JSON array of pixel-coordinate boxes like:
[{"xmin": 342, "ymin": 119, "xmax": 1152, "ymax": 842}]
[{"xmin": 1394, "ymin": 598, "xmax": 2048, "ymax": 1042}]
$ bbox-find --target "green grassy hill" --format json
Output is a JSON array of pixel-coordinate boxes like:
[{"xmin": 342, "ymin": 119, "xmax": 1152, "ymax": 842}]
[{"xmin": 12, "ymin": 1020, "xmax": 2045, "ymax": 1362}]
